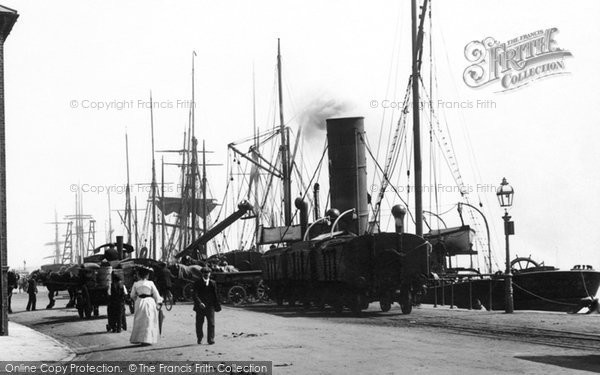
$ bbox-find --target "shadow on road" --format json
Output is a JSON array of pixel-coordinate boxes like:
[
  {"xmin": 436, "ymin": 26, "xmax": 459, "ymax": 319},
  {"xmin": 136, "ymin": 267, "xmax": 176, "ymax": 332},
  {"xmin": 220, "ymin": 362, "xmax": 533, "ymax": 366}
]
[
  {"xmin": 140, "ymin": 344, "xmax": 200, "ymax": 352},
  {"xmin": 235, "ymin": 303, "xmax": 406, "ymax": 319},
  {"xmin": 32, "ymin": 314, "xmax": 107, "ymax": 326},
  {"xmin": 78, "ymin": 330, "xmax": 111, "ymax": 336},
  {"xmin": 77, "ymin": 344, "xmax": 139, "ymax": 356},
  {"xmin": 516, "ymin": 355, "xmax": 600, "ymax": 373}
]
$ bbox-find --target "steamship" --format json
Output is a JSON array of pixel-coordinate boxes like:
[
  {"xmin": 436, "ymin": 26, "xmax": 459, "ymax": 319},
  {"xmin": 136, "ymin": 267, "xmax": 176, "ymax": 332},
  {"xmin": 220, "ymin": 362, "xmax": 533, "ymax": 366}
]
[
  {"xmin": 178, "ymin": 0, "xmax": 600, "ymax": 314},
  {"xmin": 420, "ymin": 226, "xmax": 600, "ymax": 312}
]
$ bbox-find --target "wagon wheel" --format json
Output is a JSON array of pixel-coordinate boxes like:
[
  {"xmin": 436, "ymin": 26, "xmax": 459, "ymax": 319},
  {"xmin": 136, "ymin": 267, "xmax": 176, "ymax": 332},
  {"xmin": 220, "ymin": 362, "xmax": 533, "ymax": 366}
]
[
  {"xmin": 379, "ymin": 299, "xmax": 392, "ymax": 312},
  {"xmin": 227, "ymin": 285, "xmax": 247, "ymax": 305},
  {"xmin": 182, "ymin": 283, "xmax": 195, "ymax": 302},
  {"xmin": 511, "ymin": 257, "xmax": 541, "ymax": 273},
  {"xmin": 400, "ymin": 289, "xmax": 413, "ymax": 315}
]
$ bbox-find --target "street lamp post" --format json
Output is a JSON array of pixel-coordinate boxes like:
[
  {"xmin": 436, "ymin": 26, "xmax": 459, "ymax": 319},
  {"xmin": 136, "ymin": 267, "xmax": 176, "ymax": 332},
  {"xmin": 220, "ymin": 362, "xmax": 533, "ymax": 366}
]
[{"xmin": 497, "ymin": 177, "xmax": 515, "ymax": 313}]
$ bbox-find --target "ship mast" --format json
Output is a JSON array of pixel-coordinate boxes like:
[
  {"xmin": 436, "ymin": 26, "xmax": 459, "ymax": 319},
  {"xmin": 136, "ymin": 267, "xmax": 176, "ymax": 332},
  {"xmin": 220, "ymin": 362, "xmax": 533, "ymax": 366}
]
[
  {"xmin": 190, "ymin": 52, "xmax": 198, "ymax": 244},
  {"xmin": 125, "ymin": 133, "xmax": 132, "ymax": 244},
  {"xmin": 150, "ymin": 92, "xmax": 157, "ymax": 259},
  {"xmin": 54, "ymin": 210, "xmax": 60, "ymax": 263},
  {"xmin": 411, "ymin": 0, "xmax": 428, "ymax": 237},
  {"xmin": 202, "ymin": 139, "xmax": 207, "ymax": 256},
  {"xmin": 161, "ymin": 156, "xmax": 166, "ymax": 261},
  {"xmin": 252, "ymin": 64, "xmax": 260, "ymax": 245},
  {"xmin": 277, "ymin": 38, "xmax": 292, "ymax": 226}
]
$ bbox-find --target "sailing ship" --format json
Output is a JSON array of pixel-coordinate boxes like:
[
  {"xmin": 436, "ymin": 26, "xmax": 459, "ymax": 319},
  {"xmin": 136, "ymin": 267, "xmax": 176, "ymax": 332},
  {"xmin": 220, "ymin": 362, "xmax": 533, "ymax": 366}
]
[
  {"xmin": 391, "ymin": 0, "xmax": 600, "ymax": 312},
  {"xmin": 177, "ymin": 39, "xmax": 318, "ymax": 261},
  {"xmin": 119, "ymin": 0, "xmax": 600, "ymax": 313}
]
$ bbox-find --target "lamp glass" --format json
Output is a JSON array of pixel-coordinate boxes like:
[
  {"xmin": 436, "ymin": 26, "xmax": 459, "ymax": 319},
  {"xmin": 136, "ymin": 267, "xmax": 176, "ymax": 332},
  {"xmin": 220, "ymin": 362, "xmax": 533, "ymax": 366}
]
[{"xmin": 496, "ymin": 178, "xmax": 514, "ymax": 208}]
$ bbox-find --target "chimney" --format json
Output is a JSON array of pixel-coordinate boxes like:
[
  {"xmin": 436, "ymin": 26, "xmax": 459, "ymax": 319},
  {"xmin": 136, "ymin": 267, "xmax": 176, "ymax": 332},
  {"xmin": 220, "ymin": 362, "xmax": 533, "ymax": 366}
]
[
  {"xmin": 116, "ymin": 236, "xmax": 124, "ymax": 260},
  {"xmin": 326, "ymin": 117, "xmax": 368, "ymax": 235},
  {"xmin": 294, "ymin": 198, "xmax": 308, "ymax": 239}
]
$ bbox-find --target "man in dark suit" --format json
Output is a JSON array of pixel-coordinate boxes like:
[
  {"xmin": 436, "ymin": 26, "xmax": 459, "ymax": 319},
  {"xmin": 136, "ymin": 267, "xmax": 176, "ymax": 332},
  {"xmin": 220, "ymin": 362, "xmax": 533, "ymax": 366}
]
[
  {"xmin": 193, "ymin": 267, "xmax": 221, "ymax": 345},
  {"xmin": 26, "ymin": 277, "xmax": 37, "ymax": 311}
]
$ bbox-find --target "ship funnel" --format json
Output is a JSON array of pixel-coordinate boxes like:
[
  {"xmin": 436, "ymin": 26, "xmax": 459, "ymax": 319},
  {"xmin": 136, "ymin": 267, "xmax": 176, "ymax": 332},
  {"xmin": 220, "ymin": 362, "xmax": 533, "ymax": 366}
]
[
  {"xmin": 295, "ymin": 198, "xmax": 309, "ymax": 239},
  {"xmin": 326, "ymin": 117, "xmax": 368, "ymax": 235},
  {"xmin": 391, "ymin": 205, "xmax": 407, "ymax": 234}
]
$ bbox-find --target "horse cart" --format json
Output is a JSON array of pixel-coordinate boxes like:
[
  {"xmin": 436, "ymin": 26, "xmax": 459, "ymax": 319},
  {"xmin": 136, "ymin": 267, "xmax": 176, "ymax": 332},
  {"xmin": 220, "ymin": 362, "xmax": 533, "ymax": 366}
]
[
  {"xmin": 214, "ymin": 270, "xmax": 265, "ymax": 305},
  {"xmin": 172, "ymin": 264, "xmax": 266, "ymax": 305},
  {"xmin": 70, "ymin": 264, "xmax": 112, "ymax": 318}
]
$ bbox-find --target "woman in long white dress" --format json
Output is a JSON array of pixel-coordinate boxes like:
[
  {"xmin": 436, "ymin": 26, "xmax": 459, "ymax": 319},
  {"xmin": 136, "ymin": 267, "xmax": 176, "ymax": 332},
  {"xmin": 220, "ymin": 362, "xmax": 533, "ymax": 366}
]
[{"xmin": 129, "ymin": 266, "xmax": 163, "ymax": 345}]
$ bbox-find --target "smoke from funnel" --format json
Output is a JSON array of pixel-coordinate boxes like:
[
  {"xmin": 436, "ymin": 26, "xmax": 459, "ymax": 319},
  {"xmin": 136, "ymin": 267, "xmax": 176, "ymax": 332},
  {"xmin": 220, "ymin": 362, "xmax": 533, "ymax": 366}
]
[{"xmin": 299, "ymin": 97, "xmax": 353, "ymax": 140}]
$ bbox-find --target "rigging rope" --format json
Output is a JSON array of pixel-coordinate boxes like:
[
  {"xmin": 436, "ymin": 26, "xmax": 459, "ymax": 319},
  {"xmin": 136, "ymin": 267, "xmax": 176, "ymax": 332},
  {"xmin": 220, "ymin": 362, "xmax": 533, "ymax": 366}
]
[{"xmin": 363, "ymin": 134, "xmax": 416, "ymax": 225}]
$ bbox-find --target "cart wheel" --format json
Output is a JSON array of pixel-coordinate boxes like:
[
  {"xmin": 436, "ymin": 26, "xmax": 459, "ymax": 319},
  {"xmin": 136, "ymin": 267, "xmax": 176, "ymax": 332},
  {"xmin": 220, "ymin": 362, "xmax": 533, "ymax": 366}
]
[
  {"xmin": 379, "ymin": 300, "xmax": 392, "ymax": 312},
  {"xmin": 164, "ymin": 291, "xmax": 173, "ymax": 311},
  {"xmin": 183, "ymin": 283, "xmax": 195, "ymax": 302},
  {"xmin": 400, "ymin": 290, "xmax": 413, "ymax": 315},
  {"xmin": 227, "ymin": 285, "xmax": 247, "ymax": 305}
]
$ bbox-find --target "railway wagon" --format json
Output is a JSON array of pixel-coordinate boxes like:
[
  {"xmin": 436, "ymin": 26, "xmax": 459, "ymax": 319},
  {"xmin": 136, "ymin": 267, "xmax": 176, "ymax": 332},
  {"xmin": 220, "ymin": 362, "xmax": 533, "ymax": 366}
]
[
  {"xmin": 262, "ymin": 246, "xmax": 289, "ymax": 306},
  {"xmin": 370, "ymin": 232, "xmax": 431, "ymax": 313},
  {"xmin": 262, "ymin": 232, "xmax": 431, "ymax": 314}
]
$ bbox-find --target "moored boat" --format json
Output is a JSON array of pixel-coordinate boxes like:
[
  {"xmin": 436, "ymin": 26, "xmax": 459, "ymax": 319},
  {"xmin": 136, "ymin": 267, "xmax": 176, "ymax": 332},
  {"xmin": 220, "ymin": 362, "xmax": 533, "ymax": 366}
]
[{"xmin": 420, "ymin": 228, "xmax": 600, "ymax": 312}]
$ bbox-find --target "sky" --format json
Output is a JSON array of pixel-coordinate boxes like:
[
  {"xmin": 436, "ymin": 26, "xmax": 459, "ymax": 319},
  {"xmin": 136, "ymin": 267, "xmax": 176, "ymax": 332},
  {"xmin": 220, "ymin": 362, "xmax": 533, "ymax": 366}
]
[{"xmin": 1, "ymin": 0, "xmax": 599, "ymax": 272}]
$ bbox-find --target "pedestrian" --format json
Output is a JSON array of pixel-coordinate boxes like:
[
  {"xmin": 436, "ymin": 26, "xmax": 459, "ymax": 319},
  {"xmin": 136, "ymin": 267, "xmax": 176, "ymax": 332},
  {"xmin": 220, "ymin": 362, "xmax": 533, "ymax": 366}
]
[
  {"xmin": 129, "ymin": 266, "xmax": 162, "ymax": 346},
  {"xmin": 193, "ymin": 267, "xmax": 221, "ymax": 345},
  {"xmin": 26, "ymin": 277, "xmax": 37, "ymax": 311},
  {"xmin": 107, "ymin": 271, "xmax": 128, "ymax": 333}
]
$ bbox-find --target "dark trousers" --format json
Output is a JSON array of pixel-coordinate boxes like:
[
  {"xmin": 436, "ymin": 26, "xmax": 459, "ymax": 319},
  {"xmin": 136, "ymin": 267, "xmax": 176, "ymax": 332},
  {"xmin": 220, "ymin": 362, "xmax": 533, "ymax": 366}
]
[
  {"xmin": 195, "ymin": 308, "xmax": 215, "ymax": 342},
  {"xmin": 26, "ymin": 294, "xmax": 36, "ymax": 311},
  {"xmin": 107, "ymin": 302, "xmax": 126, "ymax": 332}
]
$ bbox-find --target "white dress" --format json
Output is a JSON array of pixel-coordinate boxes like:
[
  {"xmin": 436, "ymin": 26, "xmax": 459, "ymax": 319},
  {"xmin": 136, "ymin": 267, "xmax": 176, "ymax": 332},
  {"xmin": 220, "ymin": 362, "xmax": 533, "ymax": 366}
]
[{"xmin": 129, "ymin": 279, "xmax": 163, "ymax": 344}]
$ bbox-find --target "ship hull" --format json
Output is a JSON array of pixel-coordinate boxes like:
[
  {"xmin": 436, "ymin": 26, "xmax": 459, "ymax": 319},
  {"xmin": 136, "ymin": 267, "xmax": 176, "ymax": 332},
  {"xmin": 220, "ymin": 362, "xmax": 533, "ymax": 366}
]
[{"xmin": 421, "ymin": 270, "xmax": 600, "ymax": 312}]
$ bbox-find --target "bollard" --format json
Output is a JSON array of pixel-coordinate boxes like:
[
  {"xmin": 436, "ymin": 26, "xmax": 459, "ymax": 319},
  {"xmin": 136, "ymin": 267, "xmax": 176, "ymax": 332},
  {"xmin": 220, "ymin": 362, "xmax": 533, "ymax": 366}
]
[
  {"xmin": 489, "ymin": 279, "xmax": 493, "ymax": 311},
  {"xmin": 468, "ymin": 279, "xmax": 472, "ymax": 310},
  {"xmin": 441, "ymin": 280, "xmax": 445, "ymax": 306}
]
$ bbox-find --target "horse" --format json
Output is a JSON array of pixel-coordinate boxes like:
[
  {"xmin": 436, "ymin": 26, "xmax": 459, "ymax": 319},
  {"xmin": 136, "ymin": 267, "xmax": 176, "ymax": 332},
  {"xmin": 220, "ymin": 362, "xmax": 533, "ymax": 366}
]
[
  {"xmin": 167, "ymin": 263, "xmax": 209, "ymax": 301},
  {"xmin": 7, "ymin": 270, "xmax": 19, "ymax": 313},
  {"xmin": 31, "ymin": 267, "xmax": 78, "ymax": 309}
]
